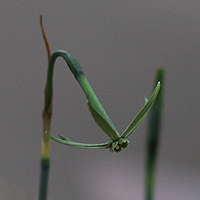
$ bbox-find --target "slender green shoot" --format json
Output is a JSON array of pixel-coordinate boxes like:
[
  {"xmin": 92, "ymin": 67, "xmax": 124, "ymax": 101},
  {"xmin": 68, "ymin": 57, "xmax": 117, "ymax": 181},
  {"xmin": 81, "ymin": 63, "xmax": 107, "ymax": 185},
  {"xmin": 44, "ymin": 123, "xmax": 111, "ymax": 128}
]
[
  {"xmin": 45, "ymin": 49, "xmax": 161, "ymax": 152},
  {"xmin": 39, "ymin": 14, "xmax": 51, "ymax": 200},
  {"xmin": 145, "ymin": 67, "xmax": 164, "ymax": 200}
]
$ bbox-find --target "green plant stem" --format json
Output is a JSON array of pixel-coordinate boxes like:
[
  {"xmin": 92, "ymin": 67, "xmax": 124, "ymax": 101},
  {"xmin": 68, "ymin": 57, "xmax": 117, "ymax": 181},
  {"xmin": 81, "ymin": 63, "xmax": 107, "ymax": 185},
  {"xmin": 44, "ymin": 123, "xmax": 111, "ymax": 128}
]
[
  {"xmin": 145, "ymin": 67, "xmax": 164, "ymax": 200},
  {"xmin": 39, "ymin": 108, "xmax": 51, "ymax": 200},
  {"xmin": 39, "ymin": 15, "xmax": 52, "ymax": 200},
  {"xmin": 39, "ymin": 159, "xmax": 50, "ymax": 200}
]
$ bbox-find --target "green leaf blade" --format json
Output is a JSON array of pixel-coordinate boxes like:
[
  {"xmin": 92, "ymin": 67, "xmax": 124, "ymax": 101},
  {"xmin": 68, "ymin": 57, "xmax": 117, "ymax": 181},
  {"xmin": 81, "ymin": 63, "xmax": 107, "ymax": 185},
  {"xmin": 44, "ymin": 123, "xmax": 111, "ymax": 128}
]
[
  {"xmin": 87, "ymin": 101, "xmax": 120, "ymax": 141},
  {"xmin": 145, "ymin": 67, "xmax": 164, "ymax": 200},
  {"xmin": 76, "ymin": 73, "xmax": 120, "ymax": 141},
  {"xmin": 121, "ymin": 81, "xmax": 161, "ymax": 139},
  {"xmin": 46, "ymin": 131, "xmax": 112, "ymax": 149}
]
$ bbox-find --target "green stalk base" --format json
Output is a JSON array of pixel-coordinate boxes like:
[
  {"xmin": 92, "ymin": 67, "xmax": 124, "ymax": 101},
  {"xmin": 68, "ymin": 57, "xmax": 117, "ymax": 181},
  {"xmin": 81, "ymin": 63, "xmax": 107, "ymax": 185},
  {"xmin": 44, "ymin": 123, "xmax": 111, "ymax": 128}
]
[{"xmin": 39, "ymin": 159, "xmax": 50, "ymax": 200}]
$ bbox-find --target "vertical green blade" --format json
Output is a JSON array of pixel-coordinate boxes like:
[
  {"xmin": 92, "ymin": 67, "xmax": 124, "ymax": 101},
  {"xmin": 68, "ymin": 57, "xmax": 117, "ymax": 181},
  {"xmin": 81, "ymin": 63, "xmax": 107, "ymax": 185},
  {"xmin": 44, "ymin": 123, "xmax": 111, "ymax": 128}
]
[{"xmin": 145, "ymin": 67, "xmax": 164, "ymax": 200}]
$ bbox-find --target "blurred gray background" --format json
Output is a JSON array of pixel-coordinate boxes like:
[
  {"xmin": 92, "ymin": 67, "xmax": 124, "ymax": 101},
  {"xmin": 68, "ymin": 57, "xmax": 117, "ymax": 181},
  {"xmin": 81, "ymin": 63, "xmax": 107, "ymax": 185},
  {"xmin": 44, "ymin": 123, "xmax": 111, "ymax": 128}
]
[{"xmin": 0, "ymin": 1, "xmax": 199, "ymax": 199}]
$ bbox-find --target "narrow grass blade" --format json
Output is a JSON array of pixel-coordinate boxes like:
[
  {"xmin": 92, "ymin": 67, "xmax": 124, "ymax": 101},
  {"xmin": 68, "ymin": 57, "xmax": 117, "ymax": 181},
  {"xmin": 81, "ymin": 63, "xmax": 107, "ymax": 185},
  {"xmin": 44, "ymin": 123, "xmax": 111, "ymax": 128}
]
[
  {"xmin": 145, "ymin": 67, "xmax": 164, "ymax": 200},
  {"xmin": 46, "ymin": 131, "xmax": 111, "ymax": 149},
  {"xmin": 121, "ymin": 82, "xmax": 161, "ymax": 139}
]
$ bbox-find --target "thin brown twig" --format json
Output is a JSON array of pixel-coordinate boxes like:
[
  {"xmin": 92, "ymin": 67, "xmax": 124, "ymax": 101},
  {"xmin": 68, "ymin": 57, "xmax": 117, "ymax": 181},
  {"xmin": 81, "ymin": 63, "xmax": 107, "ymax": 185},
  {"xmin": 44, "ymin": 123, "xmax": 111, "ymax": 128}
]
[{"xmin": 40, "ymin": 14, "xmax": 51, "ymax": 62}]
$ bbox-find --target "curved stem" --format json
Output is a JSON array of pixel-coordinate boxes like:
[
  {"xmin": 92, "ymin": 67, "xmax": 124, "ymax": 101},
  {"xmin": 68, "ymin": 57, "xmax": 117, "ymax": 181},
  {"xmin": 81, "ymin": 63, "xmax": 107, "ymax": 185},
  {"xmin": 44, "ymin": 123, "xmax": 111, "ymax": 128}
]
[{"xmin": 45, "ymin": 50, "xmax": 120, "ymax": 141}]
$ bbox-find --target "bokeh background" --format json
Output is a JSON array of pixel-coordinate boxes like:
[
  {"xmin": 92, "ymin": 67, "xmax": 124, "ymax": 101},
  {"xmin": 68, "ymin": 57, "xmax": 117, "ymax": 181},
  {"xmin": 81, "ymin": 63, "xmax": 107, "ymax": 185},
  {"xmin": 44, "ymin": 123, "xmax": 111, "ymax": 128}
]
[{"xmin": 0, "ymin": 1, "xmax": 199, "ymax": 199}]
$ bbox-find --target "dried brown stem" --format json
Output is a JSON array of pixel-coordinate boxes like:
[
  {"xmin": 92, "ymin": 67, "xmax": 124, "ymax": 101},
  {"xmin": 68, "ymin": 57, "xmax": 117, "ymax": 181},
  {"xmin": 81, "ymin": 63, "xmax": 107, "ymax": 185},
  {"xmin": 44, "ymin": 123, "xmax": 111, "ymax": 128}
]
[{"xmin": 40, "ymin": 14, "xmax": 51, "ymax": 62}]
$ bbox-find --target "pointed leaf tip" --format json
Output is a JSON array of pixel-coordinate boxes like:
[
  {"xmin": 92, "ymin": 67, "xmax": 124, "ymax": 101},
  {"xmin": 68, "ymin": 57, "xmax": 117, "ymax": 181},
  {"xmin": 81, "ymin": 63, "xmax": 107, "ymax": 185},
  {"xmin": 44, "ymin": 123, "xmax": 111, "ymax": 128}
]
[{"xmin": 121, "ymin": 82, "xmax": 161, "ymax": 139}]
